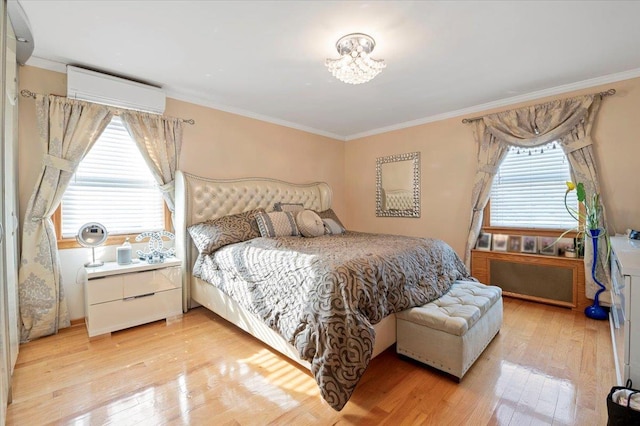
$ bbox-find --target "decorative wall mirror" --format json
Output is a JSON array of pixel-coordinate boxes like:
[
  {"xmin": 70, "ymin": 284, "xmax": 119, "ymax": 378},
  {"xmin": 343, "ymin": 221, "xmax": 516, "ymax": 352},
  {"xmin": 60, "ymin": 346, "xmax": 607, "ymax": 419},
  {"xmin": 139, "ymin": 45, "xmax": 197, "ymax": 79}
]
[
  {"xmin": 376, "ymin": 151, "xmax": 420, "ymax": 217},
  {"xmin": 77, "ymin": 222, "xmax": 108, "ymax": 267}
]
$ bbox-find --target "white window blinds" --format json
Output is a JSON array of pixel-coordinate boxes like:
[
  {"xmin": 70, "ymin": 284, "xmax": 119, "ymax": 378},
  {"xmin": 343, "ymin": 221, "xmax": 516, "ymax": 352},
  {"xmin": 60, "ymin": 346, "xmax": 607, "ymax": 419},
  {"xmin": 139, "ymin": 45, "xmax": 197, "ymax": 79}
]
[
  {"xmin": 61, "ymin": 117, "xmax": 165, "ymax": 238},
  {"xmin": 490, "ymin": 143, "xmax": 578, "ymax": 229}
]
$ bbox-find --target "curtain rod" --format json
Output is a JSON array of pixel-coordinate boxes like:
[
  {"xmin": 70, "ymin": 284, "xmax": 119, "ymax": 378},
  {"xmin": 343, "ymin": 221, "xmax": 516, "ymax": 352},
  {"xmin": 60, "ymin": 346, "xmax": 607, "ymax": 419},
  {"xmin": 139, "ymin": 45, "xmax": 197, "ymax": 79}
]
[
  {"xmin": 20, "ymin": 89, "xmax": 195, "ymax": 125},
  {"xmin": 461, "ymin": 88, "xmax": 616, "ymax": 124}
]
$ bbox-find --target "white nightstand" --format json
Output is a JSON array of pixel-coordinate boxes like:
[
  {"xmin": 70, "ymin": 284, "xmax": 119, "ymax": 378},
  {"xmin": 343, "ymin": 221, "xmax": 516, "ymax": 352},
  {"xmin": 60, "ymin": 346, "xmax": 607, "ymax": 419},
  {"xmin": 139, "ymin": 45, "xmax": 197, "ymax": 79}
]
[{"xmin": 84, "ymin": 258, "xmax": 182, "ymax": 337}]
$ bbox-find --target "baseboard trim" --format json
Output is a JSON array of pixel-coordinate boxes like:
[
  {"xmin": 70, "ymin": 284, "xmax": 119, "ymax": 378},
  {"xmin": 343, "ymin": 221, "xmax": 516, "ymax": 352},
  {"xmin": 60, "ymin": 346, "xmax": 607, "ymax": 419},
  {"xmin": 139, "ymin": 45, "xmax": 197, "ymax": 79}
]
[{"xmin": 70, "ymin": 318, "xmax": 85, "ymax": 328}]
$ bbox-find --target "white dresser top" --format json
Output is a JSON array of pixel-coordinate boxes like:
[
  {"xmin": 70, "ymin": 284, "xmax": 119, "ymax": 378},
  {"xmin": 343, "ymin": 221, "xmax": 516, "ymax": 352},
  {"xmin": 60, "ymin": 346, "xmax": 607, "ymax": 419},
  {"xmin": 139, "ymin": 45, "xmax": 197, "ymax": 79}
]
[
  {"xmin": 611, "ymin": 236, "xmax": 640, "ymax": 276},
  {"xmin": 86, "ymin": 257, "xmax": 181, "ymax": 279}
]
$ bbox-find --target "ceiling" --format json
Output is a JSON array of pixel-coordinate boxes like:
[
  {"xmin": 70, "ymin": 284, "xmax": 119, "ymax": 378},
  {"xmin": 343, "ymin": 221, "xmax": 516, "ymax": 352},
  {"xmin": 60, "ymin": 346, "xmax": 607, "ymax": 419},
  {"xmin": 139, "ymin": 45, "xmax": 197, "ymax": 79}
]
[{"xmin": 17, "ymin": 1, "xmax": 640, "ymax": 140}]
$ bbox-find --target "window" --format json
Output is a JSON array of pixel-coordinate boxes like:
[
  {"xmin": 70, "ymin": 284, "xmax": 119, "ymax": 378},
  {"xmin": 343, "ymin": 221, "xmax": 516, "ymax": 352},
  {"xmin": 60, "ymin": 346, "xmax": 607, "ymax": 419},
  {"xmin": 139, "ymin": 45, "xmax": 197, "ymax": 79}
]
[
  {"xmin": 59, "ymin": 116, "xmax": 165, "ymax": 240},
  {"xmin": 489, "ymin": 142, "xmax": 578, "ymax": 230}
]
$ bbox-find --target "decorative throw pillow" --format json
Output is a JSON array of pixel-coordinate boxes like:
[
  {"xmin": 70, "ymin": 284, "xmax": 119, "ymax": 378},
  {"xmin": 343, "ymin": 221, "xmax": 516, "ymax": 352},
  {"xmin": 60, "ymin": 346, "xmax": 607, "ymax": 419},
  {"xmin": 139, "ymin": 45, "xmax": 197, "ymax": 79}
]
[
  {"xmin": 322, "ymin": 218, "xmax": 346, "ymax": 235},
  {"xmin": 273, "ymin": 202, "xmax": 305, "ymax": 212},
  {"xmin": 316, "ymin": 208, "xmax": 346, "ymax": 230},
  {"xmin": 188, "ymin": 209, "xmax": 264, "ymax": 255},
  {"xmin": 255, "ymin": 211, "xmax": 300, "ymax": 237},
  {"xmin": 296, "ymin": 210, "xmax": 325, "ymax": 237}
]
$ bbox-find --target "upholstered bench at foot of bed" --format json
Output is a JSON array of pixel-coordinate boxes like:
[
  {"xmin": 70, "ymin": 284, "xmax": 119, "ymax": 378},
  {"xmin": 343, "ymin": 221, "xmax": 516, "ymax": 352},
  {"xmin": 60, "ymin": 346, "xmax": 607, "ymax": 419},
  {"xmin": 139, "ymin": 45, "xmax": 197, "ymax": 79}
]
[{"xmin": 396, "ymin": 280, "xmax": 503, "ymax": 380}]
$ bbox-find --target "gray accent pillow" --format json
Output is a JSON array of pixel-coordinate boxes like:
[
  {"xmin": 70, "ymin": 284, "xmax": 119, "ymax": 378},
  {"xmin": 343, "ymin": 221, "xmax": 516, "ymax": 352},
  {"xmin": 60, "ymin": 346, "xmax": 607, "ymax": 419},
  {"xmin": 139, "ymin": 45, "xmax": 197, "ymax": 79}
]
[
  {"xmin": 188, "ymin": 209, "xmax": 264, "ymax": 255},
  {"xmin": 256, "ymin": 211, "xmax": 300, "ymax": 237},
  {"xmin": 316, "ymin": 208, "xmax": 346, "ymax": 230},
  {"xmin": 296, "ymin": 210, "xmax": 325, "ymax": 237},
  {"xmin": 322, "ymin": 218, "xmax": 346, "ymax": 235},
  {"xmin": 273, "ymin": 202, "xmax": 305, "ymax": 212}
]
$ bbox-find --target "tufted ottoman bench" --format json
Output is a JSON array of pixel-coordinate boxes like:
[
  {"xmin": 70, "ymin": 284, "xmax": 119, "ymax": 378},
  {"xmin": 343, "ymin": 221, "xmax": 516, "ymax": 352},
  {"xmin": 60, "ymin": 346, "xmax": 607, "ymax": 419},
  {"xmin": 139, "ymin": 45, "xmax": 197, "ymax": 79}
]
[{"xmin": 396, "ymin": 280, "xmax": 503, "ymax": 380}]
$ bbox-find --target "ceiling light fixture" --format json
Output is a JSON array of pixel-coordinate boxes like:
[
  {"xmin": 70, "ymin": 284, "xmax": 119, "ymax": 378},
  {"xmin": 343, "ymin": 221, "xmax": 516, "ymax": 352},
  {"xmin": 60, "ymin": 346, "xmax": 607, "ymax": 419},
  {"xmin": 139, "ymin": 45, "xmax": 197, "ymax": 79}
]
[{"xmin": 325, "ymin": 33, "xmax": 386, "ymax": 85}]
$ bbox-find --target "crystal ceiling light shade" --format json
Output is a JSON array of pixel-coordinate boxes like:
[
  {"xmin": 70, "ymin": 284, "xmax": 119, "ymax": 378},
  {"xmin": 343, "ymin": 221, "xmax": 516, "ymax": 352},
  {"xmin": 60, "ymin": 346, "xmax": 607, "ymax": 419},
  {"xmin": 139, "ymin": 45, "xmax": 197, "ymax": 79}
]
[{"xmin": 325, "ymin": 33, "xmax": 386, "ymax": 85}]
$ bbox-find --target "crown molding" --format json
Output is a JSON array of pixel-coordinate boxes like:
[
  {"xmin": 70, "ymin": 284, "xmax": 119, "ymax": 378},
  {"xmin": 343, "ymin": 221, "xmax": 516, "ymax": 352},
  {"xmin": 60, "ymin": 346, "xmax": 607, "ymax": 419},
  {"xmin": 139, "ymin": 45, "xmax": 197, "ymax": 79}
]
[
  {"xmin": 24, "ymin": 56, "xmax": 345, "ymax": 141},
  {"xmin": 23, "ymin": 57, "xmax": 640, "ymax": 143},
  {"xmin": 25, "ymin": 56, "xmax": 67, "ymax": 73},
  {"xmin": 345, "ymin": 67, "xmax": 640, "ymax": 141},
  {"xmin": 164, "ymin": 89, "xmax": 345, "ymax": 141}
]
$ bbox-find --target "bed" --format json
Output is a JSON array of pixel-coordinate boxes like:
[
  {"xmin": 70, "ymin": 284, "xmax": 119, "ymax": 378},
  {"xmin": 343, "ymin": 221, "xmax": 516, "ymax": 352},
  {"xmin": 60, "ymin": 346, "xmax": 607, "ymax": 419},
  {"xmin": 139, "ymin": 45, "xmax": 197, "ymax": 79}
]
[{"xmin": 174, "ymin": 171, "xmax": 471, "ymax": 410}]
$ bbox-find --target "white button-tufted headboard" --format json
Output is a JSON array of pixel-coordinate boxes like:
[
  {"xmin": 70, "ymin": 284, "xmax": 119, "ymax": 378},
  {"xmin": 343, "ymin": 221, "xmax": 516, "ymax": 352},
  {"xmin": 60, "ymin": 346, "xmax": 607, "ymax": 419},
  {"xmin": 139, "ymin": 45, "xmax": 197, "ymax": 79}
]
[{"xmin": 175, "ymin": 171, "xmax": 333, "ymax": 310}]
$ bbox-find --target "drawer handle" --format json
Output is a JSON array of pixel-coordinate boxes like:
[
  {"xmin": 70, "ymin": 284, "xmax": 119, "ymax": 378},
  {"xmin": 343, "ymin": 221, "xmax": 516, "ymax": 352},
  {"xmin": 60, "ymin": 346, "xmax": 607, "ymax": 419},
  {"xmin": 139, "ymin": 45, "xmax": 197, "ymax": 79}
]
[{"xmin": 124, "ymin": 292, "xmax": 155, "ymax": 301}]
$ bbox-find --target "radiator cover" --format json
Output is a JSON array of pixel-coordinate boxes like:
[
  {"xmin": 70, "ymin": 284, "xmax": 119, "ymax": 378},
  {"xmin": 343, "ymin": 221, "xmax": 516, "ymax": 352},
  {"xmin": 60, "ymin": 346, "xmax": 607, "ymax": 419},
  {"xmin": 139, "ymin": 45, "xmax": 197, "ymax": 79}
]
[{"xmin": 489, "ymin": 259, "xmax": 573, "ymax": 303}]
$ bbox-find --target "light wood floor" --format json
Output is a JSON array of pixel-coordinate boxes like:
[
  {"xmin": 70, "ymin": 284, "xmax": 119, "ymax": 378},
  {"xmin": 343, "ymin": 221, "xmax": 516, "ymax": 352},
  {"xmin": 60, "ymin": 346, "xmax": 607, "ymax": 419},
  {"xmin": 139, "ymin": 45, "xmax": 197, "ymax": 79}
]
[{"xmin": 6, "ymin": 297, "xmax": 615, "ymax": 425}]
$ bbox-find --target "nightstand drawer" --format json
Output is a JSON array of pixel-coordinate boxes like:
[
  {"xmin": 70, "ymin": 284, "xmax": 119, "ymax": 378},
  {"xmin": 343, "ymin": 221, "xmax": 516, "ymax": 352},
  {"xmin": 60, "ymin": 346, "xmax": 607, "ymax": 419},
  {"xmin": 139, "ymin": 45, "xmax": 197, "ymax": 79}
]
[
  {"xmin": 87, "ymin": 275, "xmax": 123, "ymax": 304},
  {"xmin": 86, "ymin": 288, "xmax": 182, "ymax": 337},
  {"xmin": 84, "ymin": 259, "xmax": 182, "ymax": 338},
  {"xmin": 123, "ymin": 266, "xmax": 181, "ymax": 298}
]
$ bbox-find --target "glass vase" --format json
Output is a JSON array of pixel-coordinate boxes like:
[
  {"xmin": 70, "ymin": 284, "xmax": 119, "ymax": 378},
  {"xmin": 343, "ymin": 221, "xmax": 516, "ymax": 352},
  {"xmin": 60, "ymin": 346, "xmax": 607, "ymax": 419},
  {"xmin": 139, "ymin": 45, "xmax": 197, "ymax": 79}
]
[{"xmin": 584, "ymin": 228, "xmax": 608, "ymax": 320}]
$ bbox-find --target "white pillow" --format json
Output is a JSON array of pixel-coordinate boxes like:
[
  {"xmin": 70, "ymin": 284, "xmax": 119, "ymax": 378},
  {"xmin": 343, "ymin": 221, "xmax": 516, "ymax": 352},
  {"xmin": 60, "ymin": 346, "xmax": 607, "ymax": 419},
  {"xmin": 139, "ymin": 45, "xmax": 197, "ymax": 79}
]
[{"xmin": 295, "ymin": 210, "xmax": 325, "ymax": 237}]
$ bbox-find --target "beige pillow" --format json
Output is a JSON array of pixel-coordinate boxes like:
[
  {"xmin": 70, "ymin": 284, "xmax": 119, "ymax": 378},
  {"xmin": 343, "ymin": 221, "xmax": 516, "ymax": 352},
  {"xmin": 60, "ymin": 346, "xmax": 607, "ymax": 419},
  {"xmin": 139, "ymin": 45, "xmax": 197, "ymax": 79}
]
[
  {"xmin": 296, "ymin": 210, "xmax": 325, "ymax": 238},
  {"xmin": 255, "ymin": 211, "xmax": 300, "ymax": 237}
]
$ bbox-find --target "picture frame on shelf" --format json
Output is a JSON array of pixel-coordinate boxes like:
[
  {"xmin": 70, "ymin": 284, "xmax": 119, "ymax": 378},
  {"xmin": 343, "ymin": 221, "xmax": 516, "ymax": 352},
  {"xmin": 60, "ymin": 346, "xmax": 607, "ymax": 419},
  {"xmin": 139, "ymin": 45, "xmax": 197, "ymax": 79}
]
[
  {"xmin": 492, "ymin": 234, "xmax": 508, "ymax": 252},
  {"xmin": 538, "ymin": 236, "xmax": 558, "ymax": 256},
  {"xmin": 521, "ymin": 236, "xmax": 537, "ymax": 253},
  {"xmin": 476, "ymin": 233, "xmax": 492, "ymax": 251},
  {"xmin": 507, "ymin": 235, "xmax": 522, "ymax": 252},
  {"xmin": 556, "ymin": 237, "xmax": 575, "ymax": 256}
]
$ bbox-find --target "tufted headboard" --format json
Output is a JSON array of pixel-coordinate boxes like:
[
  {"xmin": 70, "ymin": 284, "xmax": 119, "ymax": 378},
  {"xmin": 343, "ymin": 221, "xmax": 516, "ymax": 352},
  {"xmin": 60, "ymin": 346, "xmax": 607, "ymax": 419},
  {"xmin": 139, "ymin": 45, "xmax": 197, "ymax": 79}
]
[{"xmin": 175, "ymin": 170, "xmax": 332, "ymax": 310}]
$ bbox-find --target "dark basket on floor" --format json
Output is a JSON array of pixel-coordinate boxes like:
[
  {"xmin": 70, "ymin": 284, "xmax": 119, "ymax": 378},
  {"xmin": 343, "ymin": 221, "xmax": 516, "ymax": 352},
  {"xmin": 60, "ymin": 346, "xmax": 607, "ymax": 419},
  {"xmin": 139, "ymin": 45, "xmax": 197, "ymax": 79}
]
[{"xmin": 607, "ymin": 380, "xmax": 640, "ymax": 426}]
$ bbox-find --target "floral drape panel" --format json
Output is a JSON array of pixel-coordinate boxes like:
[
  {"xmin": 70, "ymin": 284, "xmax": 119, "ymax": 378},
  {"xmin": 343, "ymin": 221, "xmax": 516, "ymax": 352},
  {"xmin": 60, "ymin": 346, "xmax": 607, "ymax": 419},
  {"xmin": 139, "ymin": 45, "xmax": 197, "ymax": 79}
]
[
  {"xmin": 464, "ymin": 123, "xmax": 509, "ymax": 268},
  {"xmin": 464, "ymin": 95, "xmax": 610, "ymax": 302},
  {"xmin": 120, "ymin": 112, "xmax": 183, "ymax": 213},
  {"xmin": 558, "ymin": 97, "xmax": 610, "ymax": 302},
  {"xmin": 18, "ymin": 95, "xmax": 113, "ymax": 341}
]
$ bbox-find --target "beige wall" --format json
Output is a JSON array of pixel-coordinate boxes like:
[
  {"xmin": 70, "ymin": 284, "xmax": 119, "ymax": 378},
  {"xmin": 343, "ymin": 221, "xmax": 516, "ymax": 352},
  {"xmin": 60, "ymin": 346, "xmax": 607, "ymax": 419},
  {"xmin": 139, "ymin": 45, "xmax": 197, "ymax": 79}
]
[
  {"xmin": 345, "ymin": 118, "xmax": 477, "ymax": 255},
  {"xmin": 17, "ymin": 65, "xmax": 640, "ymax": 319},
  {"xmin": 18, "ymin": 65, "xmax": 346, "ymax": 229},
  {"xmin": 345, "ymin": 77, "xmax": 640, "ymax": 256},
  {"xmin": 165, "ymin": 99, "xmax": 345, "ymax": 209},
  {"xmin": 17, "ymin": 65, "xmax": 346, "ymax": 320}
]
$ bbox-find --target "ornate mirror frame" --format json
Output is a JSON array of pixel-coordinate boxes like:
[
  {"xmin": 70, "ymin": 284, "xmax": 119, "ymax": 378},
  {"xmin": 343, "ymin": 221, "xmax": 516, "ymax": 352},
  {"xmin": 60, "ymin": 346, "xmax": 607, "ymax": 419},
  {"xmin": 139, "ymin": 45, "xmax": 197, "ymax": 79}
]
[{"xmin": 376, "ymin": 151, "xmax": 420, "ymax": 218}]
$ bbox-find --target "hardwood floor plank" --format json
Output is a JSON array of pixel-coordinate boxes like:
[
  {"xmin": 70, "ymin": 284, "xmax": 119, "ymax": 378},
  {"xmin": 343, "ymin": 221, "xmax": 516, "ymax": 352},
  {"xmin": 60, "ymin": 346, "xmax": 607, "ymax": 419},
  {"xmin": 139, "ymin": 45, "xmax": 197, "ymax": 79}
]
[{"xmin": 6, "ymin": 298, "xmax": 616, "ymax": 425}]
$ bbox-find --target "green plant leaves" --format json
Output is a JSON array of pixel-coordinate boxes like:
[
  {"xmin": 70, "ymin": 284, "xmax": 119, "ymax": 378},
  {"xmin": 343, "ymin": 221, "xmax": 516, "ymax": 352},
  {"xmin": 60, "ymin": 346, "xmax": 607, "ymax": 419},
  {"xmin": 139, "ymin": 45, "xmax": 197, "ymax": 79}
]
[{"xmin": 576, "ymin": 182, "xmax": 586, "ymax": 203}]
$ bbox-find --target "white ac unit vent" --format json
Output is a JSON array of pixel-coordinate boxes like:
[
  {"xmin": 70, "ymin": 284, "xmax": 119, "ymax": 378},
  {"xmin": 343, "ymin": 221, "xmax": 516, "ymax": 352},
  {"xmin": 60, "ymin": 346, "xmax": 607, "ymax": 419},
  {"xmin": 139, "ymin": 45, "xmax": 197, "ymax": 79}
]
[{"xmin": 66, "ymin": 66, "xmax": 166, "ymax": 114}]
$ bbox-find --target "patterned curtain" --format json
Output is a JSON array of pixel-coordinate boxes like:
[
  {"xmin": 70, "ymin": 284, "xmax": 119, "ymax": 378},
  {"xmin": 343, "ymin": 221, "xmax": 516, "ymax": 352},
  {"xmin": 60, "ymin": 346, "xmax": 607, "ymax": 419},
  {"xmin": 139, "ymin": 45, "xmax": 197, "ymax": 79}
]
[
  {"xmin": 464, "ymin": 122, "xmax": 509, "ymax": 269},
  {"xmin": 558, "ymin": 96, "xmax": 610, "ymax": 302},
  {"xmin": 18, "ymin": 95, "xmax": 113, "ymax": 341},
  {"xmin": 464, "ymin": 95, "xmax": 610, "ymax": 302},
  {"xmin": 120, "ymin": 112, "xmax": 183, "ymax": 213}
]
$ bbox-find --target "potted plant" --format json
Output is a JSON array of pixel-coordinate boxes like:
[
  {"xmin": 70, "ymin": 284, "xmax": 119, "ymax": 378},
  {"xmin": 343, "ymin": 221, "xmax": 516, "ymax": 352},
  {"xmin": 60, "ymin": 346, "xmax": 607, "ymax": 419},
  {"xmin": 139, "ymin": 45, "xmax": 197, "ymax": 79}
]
[{"xmin": 565, "ymin": 181, "xmax": 609, "ymax": 320}]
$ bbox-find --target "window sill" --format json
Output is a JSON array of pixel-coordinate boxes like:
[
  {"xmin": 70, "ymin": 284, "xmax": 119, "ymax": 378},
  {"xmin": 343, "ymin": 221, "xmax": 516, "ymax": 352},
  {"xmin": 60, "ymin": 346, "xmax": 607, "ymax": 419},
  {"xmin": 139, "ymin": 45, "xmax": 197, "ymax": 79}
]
[
  {"xmin": 482, "ymin": 226, "xmax": 578, "ymax": 239},
  {"xmin": 58, "ymin": 234, "xmax": 141, "ymax": 249}
]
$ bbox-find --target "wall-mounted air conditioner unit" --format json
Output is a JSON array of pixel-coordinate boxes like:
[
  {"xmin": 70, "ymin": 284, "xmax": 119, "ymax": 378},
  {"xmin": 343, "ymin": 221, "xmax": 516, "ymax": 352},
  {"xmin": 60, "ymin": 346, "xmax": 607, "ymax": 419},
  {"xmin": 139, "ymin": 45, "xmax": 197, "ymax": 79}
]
[{"xmin": 66, "ymin": 66, "xmax": 166, "ymax": 114}]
